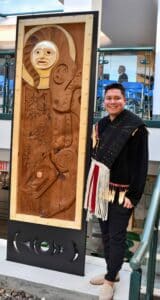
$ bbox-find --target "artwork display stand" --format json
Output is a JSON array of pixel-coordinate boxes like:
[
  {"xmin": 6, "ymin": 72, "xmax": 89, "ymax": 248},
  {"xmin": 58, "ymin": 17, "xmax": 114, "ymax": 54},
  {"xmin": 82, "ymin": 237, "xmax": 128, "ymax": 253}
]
[{"xmin": 7, "ymin": 11, "xmax": 98, "ymax": 275}]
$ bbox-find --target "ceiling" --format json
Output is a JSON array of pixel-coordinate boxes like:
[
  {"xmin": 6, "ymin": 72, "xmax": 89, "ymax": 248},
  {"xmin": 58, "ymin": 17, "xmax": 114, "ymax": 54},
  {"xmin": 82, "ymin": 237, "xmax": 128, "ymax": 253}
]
[
  {"xmin": 0, "ymin": 0, "xmax": 158, "ymax": 48},
  {"xmin": 58, "ymin": 0, "xmax": 158, "ymax": 48},
  {"xmin": 101, "ymin": 0, "xmax": 157, "ymax": 48}
]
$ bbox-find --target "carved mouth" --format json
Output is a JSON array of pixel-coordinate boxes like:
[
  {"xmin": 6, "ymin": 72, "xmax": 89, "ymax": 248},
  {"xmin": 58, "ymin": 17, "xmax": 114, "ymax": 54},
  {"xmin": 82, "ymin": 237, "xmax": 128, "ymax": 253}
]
[{"xmin": 38, "ymin": 60, "xmax": 47, "ymax": 64}]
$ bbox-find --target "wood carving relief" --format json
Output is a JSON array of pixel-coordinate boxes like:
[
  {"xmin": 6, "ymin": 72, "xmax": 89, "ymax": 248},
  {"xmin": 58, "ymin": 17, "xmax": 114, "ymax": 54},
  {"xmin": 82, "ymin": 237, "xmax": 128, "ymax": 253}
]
[{"xmin": 17, "ymin": 24, "xmax": 84, "ymax": 221}]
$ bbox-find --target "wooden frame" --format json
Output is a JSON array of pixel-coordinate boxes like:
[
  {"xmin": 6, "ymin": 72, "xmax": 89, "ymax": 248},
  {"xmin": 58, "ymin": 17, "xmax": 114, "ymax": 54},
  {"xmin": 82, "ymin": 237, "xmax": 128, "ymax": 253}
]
[{"xmin": 10, "ymin": 13, "xmax": 95, "ymax": 230}]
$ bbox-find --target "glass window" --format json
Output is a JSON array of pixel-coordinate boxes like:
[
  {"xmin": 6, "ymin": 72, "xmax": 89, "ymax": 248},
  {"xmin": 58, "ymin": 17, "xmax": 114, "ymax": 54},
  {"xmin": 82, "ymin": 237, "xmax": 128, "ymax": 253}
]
[
  {"xmin": 0, "ymin": 54, "xmax": 15, "ymax": 114},
  {"xmin": 96, "ymin": 48, "xmax": 155, "ymax": 121}
]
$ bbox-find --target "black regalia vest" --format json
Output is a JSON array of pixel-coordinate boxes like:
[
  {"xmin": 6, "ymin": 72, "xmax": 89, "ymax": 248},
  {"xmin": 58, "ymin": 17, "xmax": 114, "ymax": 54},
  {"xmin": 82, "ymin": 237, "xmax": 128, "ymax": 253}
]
[{"xmin": 84, "ymin": 109, "xmax": 145, "ymax": 221}]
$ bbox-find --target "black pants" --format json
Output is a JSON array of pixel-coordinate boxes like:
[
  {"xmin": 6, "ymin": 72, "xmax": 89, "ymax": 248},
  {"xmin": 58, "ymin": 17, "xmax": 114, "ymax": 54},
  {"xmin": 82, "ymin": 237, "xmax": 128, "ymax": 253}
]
[{"xmin": 99, "ymin": 197, "xmax": 133, "ymax": 282}]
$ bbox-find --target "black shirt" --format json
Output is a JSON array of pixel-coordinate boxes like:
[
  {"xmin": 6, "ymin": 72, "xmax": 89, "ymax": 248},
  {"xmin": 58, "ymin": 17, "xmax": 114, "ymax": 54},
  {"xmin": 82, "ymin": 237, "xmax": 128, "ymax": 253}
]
[
  {"xmin": 110, "ymin": 124, "xmax": 148, "ymax": 205},
  {"xmin": 96, "ymin": 112, "xmax": 148, "ymax": 206},
  {"xmin": 118, "ymin": 73, "xmax": 128, "ymax": 83}
]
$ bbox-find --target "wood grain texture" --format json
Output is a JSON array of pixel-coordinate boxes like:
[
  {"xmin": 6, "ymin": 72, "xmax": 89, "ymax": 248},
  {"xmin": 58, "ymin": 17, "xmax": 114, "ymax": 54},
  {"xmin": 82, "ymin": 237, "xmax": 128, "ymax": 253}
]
[{"xmin": 10, "ymin": 15, "xmax": 93, "ymax": 229}]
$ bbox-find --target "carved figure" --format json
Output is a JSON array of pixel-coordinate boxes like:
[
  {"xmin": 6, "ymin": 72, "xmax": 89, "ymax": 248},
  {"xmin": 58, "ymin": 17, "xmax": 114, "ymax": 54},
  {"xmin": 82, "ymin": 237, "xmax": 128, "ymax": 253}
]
[{"xmin": 17, "ymin": 25, "xmax": 82, "ymax": 220}]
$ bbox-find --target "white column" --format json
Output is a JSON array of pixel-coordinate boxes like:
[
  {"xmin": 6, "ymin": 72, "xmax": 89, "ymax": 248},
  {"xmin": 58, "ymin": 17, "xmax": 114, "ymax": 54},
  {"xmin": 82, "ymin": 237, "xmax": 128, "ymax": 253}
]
[{"xmin": 153, "ymin": 0, "xmax": 160, "ymax": 117}]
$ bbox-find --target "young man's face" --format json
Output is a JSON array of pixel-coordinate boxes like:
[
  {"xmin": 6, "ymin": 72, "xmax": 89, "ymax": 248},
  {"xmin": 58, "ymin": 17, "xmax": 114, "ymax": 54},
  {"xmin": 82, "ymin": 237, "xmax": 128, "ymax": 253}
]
[{"xmin": 104, "ymin": 88, "xmax": 126, "ymax": 120}]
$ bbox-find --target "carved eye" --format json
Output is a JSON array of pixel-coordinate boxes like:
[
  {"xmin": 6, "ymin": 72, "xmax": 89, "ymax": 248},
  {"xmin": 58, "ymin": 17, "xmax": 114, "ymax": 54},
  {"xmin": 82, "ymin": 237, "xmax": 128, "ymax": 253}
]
[
  {"xmin": 40, "ymin": 241, "xmax": 50, "ymax": 252},
  {"xmin": 47, "ymin": 51, "xmax": 51, "ymax": 55},
  {"xmin": 53, "ymin": 64, "xmax": 68, "ymax": 84}
]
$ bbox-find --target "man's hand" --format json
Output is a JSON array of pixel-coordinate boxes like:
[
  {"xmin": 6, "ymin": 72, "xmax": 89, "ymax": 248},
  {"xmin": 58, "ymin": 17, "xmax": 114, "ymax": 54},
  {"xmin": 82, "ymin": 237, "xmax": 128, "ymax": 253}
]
[{"xmin": 123, "ymin": 197, "xmax": 134, "ymax": 209}]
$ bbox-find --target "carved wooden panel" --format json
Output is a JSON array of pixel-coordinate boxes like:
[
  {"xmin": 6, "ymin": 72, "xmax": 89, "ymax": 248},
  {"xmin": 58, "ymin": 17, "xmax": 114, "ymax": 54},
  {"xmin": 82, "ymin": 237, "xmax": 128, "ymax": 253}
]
[{"xmin": 10, "ymin": 14, "xmax": 95, "ymax": 229}]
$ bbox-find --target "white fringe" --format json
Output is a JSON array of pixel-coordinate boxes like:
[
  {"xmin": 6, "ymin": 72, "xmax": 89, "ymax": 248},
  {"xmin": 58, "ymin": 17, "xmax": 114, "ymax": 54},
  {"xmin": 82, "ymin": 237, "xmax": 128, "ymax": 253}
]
[
  {"xmin": 118, "ymin": 190, "xmax": 127, "ymax": 204},
  {"xmin": 84, "ymin": 159, "xmax": 110, "ymax": 221}
]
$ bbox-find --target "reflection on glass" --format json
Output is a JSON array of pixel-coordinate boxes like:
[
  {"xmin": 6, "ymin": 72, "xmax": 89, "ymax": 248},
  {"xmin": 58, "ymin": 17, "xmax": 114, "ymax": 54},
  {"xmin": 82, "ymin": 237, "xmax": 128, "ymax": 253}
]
[{"xmin": 96, "ymin": 49, "xmax": 154, "ymax": 121}]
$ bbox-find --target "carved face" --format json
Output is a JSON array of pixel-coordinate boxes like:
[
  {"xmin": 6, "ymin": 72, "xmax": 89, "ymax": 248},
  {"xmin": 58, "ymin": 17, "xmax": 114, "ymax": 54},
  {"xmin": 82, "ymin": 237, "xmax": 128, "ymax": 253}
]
[{"xmin": 30, "ymin": 40, "xmax": 59, "ymax": 70}]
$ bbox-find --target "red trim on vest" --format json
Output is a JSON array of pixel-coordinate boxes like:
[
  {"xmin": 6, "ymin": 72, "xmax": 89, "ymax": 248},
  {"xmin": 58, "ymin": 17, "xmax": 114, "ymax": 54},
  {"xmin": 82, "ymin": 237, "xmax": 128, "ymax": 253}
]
[
  {"xmin": 109, "ymin": 182, "xmax": 129, "ymax": 188},
  {"xmin": 91, "ymin": 165, "xmax": 99, "ymax": 213}
]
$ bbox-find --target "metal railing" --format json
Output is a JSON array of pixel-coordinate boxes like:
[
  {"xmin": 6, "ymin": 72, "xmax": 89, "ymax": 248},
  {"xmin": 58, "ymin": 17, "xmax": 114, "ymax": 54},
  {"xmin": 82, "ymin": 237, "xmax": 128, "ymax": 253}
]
[
  {"xmin": 129, "ymin": 171, "xmax": 160, "ymax": 300},
  {"xmin": 0, "ymin": 53, "xmax": 15, "ymax": 120},
  {"xmin": 0, "ymin": 91, "xmax": 13, "ymax": 119}
]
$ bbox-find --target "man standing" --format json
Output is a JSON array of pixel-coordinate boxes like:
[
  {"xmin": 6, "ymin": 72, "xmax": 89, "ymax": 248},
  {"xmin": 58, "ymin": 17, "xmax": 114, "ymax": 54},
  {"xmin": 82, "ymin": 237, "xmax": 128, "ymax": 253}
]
[
  {"xmin": 85, "ymin": 83, "xmax": 148, "ymax": 300},
  {"xmin": 118, "ymin": 65, "xmax": 128, "ymax": 83}
]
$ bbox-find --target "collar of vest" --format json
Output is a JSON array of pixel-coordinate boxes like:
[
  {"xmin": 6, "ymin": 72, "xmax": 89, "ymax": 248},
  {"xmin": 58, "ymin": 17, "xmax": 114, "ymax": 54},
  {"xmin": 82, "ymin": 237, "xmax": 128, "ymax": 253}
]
[{"xmin": 93, "ymin": 109, "xmax": 144, "ymax": 168}]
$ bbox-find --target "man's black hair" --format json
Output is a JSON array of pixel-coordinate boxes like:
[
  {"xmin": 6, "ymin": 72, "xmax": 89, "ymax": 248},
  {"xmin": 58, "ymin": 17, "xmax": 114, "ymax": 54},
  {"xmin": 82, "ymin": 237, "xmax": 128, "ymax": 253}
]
[{"xmin": 104, "ymin": 83, "xmax": 125, "ymax": 97}]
